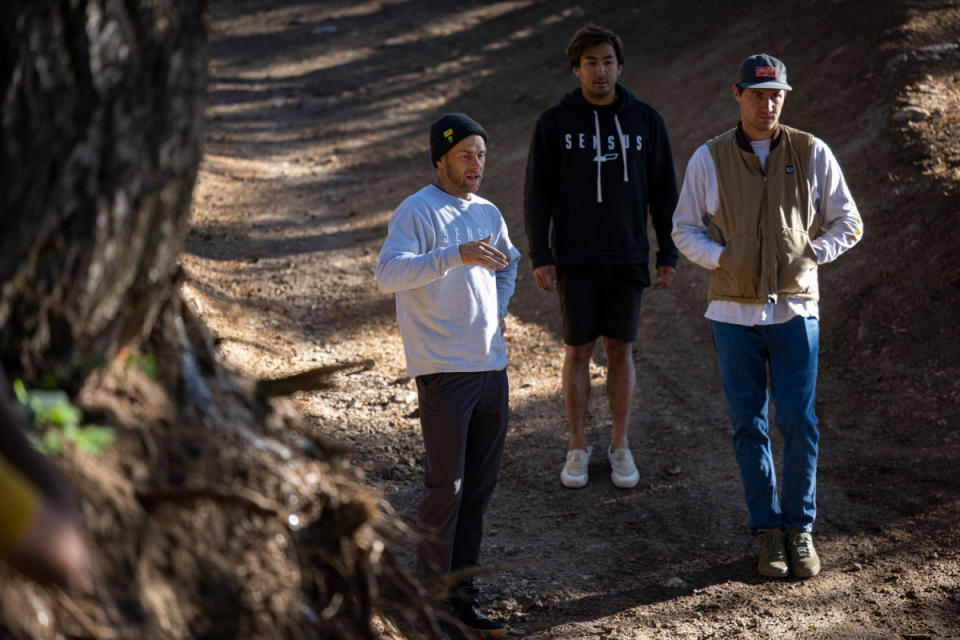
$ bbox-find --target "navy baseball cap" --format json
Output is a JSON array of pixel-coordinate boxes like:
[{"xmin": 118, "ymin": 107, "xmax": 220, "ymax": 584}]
[{"xmin": 736, "ymin": 53, "xmax": 792, "ymax": 91}]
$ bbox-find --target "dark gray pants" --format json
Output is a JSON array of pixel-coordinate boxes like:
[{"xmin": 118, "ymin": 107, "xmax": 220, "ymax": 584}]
[{"xmin": 415, "ymin": 369, "xmax": 508, "ymax": 599}]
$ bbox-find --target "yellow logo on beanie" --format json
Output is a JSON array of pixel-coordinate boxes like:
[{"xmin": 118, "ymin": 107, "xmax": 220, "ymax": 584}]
[{"xmin": 443, "ymin": 128, "xmax": 454, "ymax": 144}]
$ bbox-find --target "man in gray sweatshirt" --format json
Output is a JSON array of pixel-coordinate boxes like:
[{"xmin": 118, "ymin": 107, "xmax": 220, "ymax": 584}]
[{"xmin": 376, "ymin": 113, "xmax": 520, "ymax": 638}]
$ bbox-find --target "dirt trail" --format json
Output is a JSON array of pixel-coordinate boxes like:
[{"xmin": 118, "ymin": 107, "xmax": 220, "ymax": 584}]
[{"xmin": 182, "ymin": 1, "xmax": 960, "ymax": 637}]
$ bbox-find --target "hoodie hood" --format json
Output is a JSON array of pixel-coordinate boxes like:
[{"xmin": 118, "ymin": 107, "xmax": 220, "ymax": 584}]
[
  {"xmin": 559, "ymin": 83, "xmax": 637, "ymax": 113},
  {"xmin": 560, "ymin": 84, "xmax": 637, "ymax": 203}
]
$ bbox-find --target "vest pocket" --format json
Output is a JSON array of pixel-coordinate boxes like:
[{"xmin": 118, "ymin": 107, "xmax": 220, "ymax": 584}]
[
  {"xmin": 777, "ymin": 228, "xmax": 818, "ymax": 293},
  {"xmin": 714, "ymin": 235, "xmax": 761, "ymax": 299}
]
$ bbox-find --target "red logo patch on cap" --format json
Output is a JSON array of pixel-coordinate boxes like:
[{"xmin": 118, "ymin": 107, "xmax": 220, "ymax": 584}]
[{"xmin": 756, "ymin": 66, "xmax": 777, "ymax": 78}]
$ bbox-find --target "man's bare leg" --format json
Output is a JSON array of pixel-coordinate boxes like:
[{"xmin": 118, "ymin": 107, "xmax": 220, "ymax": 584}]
[
  {"xmin": 603, "ymin": 337, "xmax": 635, "ymax": 452},
  {"xmin": 562, "ymin": 341, "xmax": 595, "ymax": 451}
]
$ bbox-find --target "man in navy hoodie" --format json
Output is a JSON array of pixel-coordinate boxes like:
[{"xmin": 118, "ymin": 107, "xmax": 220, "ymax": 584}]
[{"xmin": 524, "ymin": 23, "xmax": 679, "ymax": 489}]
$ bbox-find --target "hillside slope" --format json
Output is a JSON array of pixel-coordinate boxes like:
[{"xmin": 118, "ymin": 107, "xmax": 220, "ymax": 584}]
[
  {"xmin": 182, "ymin": 0, "xmax": 960, "ymax": 637},
  {"xmin": 3, "ymin": 0, "xmax": 956, "ymax": 638}
]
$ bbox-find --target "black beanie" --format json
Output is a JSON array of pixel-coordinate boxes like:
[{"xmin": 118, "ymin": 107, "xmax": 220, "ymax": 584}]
[{"xmin": 429, "ymin": 113, "xmax": 488, "ymax": 167}]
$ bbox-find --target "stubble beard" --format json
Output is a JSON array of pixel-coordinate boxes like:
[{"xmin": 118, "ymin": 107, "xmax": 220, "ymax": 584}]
[{"xmin": 446, "ymin": 164, "xmax": 480, "ymax": 197}]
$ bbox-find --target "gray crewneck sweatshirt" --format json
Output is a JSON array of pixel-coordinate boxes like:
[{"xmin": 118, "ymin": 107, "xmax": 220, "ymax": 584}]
[{"xmin": 376, "ymin": 184, "xmax": 521, "ymax": 377}]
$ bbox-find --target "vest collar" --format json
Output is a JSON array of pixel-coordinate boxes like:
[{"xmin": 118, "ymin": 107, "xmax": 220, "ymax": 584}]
[{"xmin": 735, "ymin": 123, "xmax": 782, "ymax": 152}]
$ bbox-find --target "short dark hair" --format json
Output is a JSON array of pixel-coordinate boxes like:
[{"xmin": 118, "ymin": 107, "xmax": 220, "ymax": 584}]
[{"xmin": 566, "ymin": 23, "xmax": 624, "ymax": 69}]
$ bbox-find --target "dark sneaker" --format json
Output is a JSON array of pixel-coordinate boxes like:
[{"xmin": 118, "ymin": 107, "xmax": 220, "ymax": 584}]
[
  {"xmin": 452, "ymin": 601, "xmax": 507, "ymax": 638},
  {"xmin": 786, "ymin": 527, "xmax": 821, "ymax": 578},
  {"xmin": 756, "ymin": 529, "xmax": 789, "ymax": 578}
]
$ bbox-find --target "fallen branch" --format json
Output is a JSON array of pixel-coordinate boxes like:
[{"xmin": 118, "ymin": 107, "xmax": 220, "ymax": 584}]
[
  {"xmin": 135, "ymin": 485, "xmax": 285, "ymax": 518},
  {"xmin": 254, "ymin": 359, "xmax": 376, "ymax": 397}
]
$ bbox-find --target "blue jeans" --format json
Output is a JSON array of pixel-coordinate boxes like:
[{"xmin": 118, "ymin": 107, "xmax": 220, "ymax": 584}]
[{"xmin": 710, "ymin": 316, "xmax": 819, "ymax": 532}]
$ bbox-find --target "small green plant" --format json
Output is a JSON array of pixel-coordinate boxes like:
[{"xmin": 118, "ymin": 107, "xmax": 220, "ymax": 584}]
[
  {"xmin": 123, "ymin": 350, "xmax": 159, "ymax": 380},
  {"xmin": 13, "ymin": 379, "xmax": 116, "ymax": 456}
]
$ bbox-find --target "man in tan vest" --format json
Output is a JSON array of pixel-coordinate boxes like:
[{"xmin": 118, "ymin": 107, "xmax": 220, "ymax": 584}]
[{"xmin": 672, "ymin": 54, "xmax": 863, "ymax": 578}]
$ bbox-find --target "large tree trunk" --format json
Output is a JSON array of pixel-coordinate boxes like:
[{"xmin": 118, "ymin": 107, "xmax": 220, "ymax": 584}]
[
  {"xmin": 0, "ymin": 5, "xmax": 438, "ymax": 638},
  {"xmin": 0, "ymin": 0, "xmax": 207, "ymax": 384}
]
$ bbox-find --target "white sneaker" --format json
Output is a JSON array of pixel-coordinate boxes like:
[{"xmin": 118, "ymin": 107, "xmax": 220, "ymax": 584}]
[
  {"xmin": 608, "ymin": 448, "xmax": 639, "ymax": 488},
  {"xmin": 560, "ymin": 446, "xmax": 592, "ymax": 488}
]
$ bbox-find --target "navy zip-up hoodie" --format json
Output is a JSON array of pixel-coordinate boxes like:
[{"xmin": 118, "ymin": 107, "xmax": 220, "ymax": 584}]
[{"xmin": 523, "ymin": 84, "xmax": 679, "ymax": 278}]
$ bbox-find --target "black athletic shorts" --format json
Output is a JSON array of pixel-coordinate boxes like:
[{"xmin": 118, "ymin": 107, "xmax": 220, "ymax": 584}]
[{"xmin": 557, "ymin": 264, "xmax": 647, "ymax": 346}]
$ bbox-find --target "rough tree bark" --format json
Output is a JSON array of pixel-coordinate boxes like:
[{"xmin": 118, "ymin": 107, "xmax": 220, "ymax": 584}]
[
  {"xmin": 0, "ymin": 0, "xmax": 207, "ymax": 384},
  {"xmin": 0, "ymin": 5, "xmax": 439, "ymax": 638}
]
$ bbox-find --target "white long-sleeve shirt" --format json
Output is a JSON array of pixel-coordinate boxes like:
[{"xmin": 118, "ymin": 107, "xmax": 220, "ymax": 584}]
[
  {"xmin": 376, "ymin": 184, "xmax": 521, "ymax": 377},
  {"xmin": 672, "ymin": 135, "xmax": 863, "ymax": 326}
]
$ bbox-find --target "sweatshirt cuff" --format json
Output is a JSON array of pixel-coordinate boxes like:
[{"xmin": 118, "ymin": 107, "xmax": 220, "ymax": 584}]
[
  {"xmin": 707, "ymin": 244, "xmax": 724, "ymax": 270},
  {"xmin": 529, "ymin": 248, "xmax": 555, "ymax": 269},
  {"xmin": 445, "ymin": 245, "xmax": 464, "ymax": 269},
  {"xmin": 655, "ymin": 251, "xmax": 679, "ymax": 271},
  {"xmin": 810, "ymin": 239, "xmax": 826, "ymax": 264}
]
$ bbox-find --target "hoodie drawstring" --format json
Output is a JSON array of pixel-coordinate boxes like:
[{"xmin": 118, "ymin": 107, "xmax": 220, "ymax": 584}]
[
  {"xmin": 614, "ymin": 114, "xmax": 628, "ymax": 183},
  {"xmin": 593, "ymin": 110, "xmax": 603, "ymax": 203},
  {"xmin": 593, "ymin": 111, "xmax": 630, "ymax": 204}
]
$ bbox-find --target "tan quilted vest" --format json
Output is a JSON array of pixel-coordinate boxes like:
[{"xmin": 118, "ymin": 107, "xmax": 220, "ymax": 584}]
[{"xmin": 706, "ymin": 124, "xmax": 821, "ymax": 304}]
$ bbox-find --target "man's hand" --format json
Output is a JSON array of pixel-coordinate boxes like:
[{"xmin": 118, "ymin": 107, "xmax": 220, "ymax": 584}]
[
  {"xmin": 458, "ymin": 235, "xmax": 507, "ymax": 270},
  {"xmin": 7, "ymin": 505, "xmax": 93, "ymax": 593},
  {"xmin": 654, "ymin": 265, "xmax": 676, "ymax": 289},
  {"xmin": 533, "ymin": 265, "xmax": 558, "ymax": 291}
]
